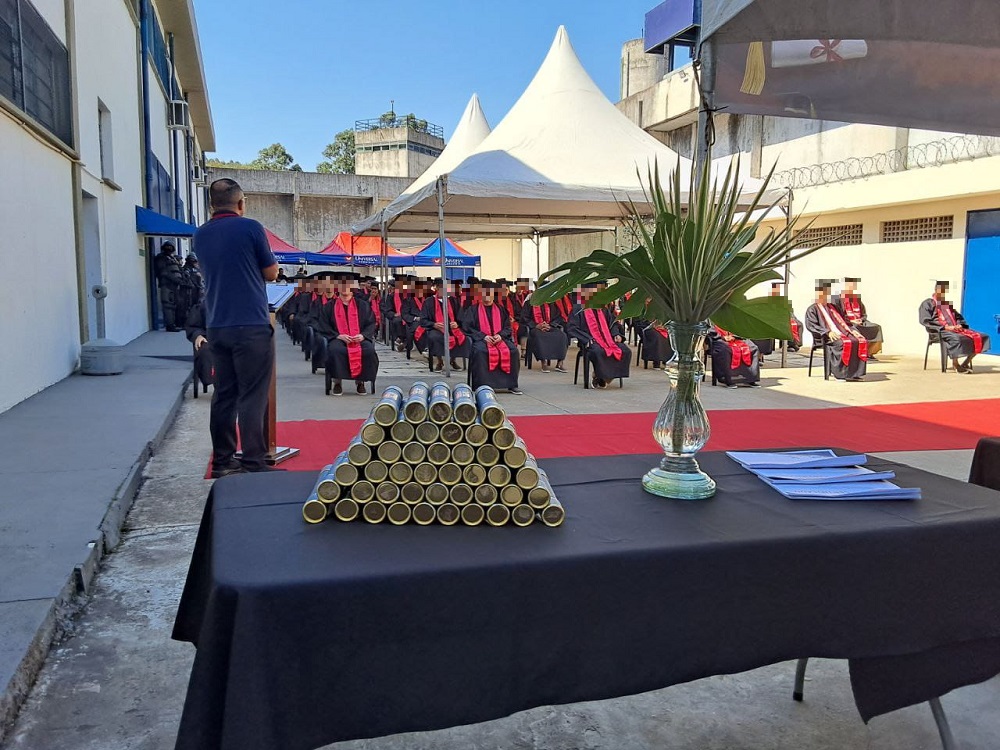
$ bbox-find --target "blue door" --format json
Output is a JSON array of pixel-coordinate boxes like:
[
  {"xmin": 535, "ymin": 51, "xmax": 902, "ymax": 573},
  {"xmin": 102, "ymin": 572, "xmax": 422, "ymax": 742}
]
[{"xmin": 964, "ymin": 210, "xmax": 1000, "ymax": 354}]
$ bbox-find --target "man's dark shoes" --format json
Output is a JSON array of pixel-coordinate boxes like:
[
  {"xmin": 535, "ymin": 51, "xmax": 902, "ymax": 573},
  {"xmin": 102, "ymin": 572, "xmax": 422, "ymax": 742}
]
[
  {"xmin": 356, "ymin": 380, "xmax": 367, "ymax": 395},
  {"xmin": 210, "ymin": 461, "xmax": 245, "ymax": 479},
  {"xmin": 332, "ymin": 380, "xmax": 343, "ymax": 395},
  {"xmin": 450, "ymin": 359, "xmax": 462, "ymax": 371}
]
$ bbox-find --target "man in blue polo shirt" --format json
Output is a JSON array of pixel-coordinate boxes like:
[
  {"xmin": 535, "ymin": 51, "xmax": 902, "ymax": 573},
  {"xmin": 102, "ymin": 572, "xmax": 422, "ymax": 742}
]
[{"xmin": 195, "ymin": 179, "xmax": 280, "ymax": 477}]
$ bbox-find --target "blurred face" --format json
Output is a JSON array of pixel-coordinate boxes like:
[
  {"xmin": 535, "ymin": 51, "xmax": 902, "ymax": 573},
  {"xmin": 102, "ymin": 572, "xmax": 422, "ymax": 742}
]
[
  {"xmin": 935, "ymin": 284, "xmax": 948, "ymax": 299},
  {"xmin": 517, "ymin": 281, "xmax": 529, "ymax": 293},
  {"xmin": 482, "ymin": 287, "xmax": 496, "ymax": 305},
  {"xmin": 338, "ymin": 280, "xmax": 353, "ymax": 296},
  {"xmin": 770, "ymin": 286, "xmax": 781, "ymax": 297},
  {"xmin": 844, "ymin": 281, "xmax": 857, "ymax": 294},
  {"xmin": 816, "ymin": 287, "xmax": 828, "ymax": 302}
]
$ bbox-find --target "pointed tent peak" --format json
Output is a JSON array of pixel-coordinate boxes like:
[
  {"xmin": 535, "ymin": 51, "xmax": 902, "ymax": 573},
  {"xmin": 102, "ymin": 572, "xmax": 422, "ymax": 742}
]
[{"xmin": 448, "ymin": 93, "xmax": 492, "ymax": 155}]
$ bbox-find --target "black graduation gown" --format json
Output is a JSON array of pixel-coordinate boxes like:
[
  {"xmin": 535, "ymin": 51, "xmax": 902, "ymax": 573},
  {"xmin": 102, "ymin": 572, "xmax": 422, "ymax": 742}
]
[
  {"xmin": 464, "ymin": 303, "xmax": 520, "ymax": 391},
  {"xmin": 805, "ymin": 302, "xmax": 867, "ymax": 380},
  {"xmin": 919, "ymin": 298, "xmax": 991, "ymax": 358},
  {"xmin": 417, "ymin": 296, "xmax": 471, "ymax": 359},
  {"xmin": 639, "ymin": 321, "xmax": 675, "ymax": 365},
  {"xmin": 184, "ymin": 303, "xmax": 214, "ymax": 387},
  {"xmin": 567, "ymin": 307, "xmax": 631, "ymax": 381},
  {"xmin": 835, "ymin": 295, "xmax": 884, "ymax": 353},
  {"xmin": 520, "ymin": 301, "xmax": 569, "ymax": 362},
  {"xmin": 326, "ymin": 296, "xmax": 379, "ymax": 382},
  {"xmin": 310, "ymin": 296, "xmax": 335, "ymax": 364},
  {"xmin": 707, "ymin": 328, "xmax": 761, "ymax": 385},
  {"xmin": 512, "ymin": 292, "xmax": 530, "ymax": 344}
]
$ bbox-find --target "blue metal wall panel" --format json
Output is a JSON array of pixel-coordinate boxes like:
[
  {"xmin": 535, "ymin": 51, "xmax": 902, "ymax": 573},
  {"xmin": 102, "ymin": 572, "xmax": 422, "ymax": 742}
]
[{"xmin": 644, "ymin": 0, "xmax": 700, "ymax": 53}]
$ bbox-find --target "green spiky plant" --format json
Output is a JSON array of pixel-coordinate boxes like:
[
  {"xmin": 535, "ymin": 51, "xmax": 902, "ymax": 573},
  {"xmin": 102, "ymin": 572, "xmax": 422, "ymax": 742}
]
[{"xmin": 533, "ymin": 159, "xmax": 829, "ymax": 467}]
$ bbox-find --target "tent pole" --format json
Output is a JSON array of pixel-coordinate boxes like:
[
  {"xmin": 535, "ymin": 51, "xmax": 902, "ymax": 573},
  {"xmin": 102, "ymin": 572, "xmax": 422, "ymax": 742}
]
[
  {"xmin": 781, "ymin": 188, "xmax": 794, "ymax": 369},
  {"xmin": 380, "ymin": 219, "xmax": 388, "ymax": 287},
  {"xmin": 437, "ymin": 177, "xmax": 450, "ymax": 378},
  {"xmin": 694, "ymin": 31, "xmax": 716, "ymax": 188},
  {"xmin": 533, "ymin": 230, "xmax": 541, "ymax": 281}
]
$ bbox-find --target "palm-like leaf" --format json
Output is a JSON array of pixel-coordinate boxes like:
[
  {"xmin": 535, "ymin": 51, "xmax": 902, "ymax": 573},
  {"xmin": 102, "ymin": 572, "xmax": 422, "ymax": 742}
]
[{"xmin": 534, "ymin": 159, "xmax": 832, "ymax": 339}]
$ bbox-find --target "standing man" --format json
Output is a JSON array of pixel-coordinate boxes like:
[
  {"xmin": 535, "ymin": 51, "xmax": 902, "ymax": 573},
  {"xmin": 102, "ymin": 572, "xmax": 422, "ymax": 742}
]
[
  {"xmin": 153, "ymin": 241, "xmax": 185, "ymax": 331},
  {"xmin": 194, "ymin": 178, "xmax": 280, "ymax": 478}
]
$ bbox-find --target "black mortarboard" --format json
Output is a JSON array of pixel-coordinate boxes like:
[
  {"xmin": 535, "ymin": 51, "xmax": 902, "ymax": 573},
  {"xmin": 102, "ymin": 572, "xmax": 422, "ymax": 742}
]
[
  {"xmin": 935, "ymin": 279, "xmax": 950, "ymax": 287},
  {"xmin": 496, "ymin": 278, "xmax": 510, "ymax": 286},
  {"xmin": 516, "ymin": 277, "xmax": 530, "ymax": 283},
  {"xmin": 814, "ymin": 279, "xmax": 833, "ymax": 290},
  {"xmin": 465, "ymin": 276, "xmax": 479, "ymax": 284},
  {"xmin": 479, "ymin": 279, "xmax": 496, "ymax": 289},
  {"xmin": 334, "ymin": 271, "xmax": 360, "ymax": 281},
  {"xmin": 843, "ymin": 276, "xmax": 861, "ymax": 283},
  {"xmin": 583, "ymin": 282, "xmax": 599, "ymax": 289}
]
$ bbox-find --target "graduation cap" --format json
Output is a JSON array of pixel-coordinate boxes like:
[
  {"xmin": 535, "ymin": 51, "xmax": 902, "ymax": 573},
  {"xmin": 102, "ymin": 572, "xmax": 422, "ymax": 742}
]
[
  {"xmin": 465, "ymin": 276, "xmax": 480, "ymax": 284},
  {"xmin": 432, "ymin": 277, "xmax": 444, "ymax": 285},
  {"xmin": 843, "ymin": 276, "xmax": 861, "ymax": 283},
  {"xmin": 814, "ymin": 278, "xmax": 834, "ymax": 290},
  {"xmin": 516, "ymin": 277, "xmax": 531, "ymax": 283},
  {"xmin": 495, "ymin": 278, "xmax": 511, "ymax": 286},
  {"xmin": 334, "ymin": 271, "xmax": 360, "ymax": 281},
  {"xmin": 479, "ymin": 279, "xmax": 497, "ymax": 289},
  {"xmin": 582, "ymin": 282, "xmax": 600, "ymax": 289},
  {"xmin": 935, "ymin": 279, "xmax": 951, "ymax": 288}
]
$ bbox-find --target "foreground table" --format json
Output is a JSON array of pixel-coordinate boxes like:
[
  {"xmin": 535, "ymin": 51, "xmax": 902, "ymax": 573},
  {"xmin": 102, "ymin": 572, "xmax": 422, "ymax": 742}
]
[{"xmin": 172, "ymin": 451, "xmax": 1000, "ymax": 750}]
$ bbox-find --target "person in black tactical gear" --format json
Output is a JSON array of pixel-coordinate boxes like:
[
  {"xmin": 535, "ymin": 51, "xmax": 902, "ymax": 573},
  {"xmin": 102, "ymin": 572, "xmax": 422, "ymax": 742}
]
[{"xmin": 153, "ymin": 241, "xmax": 185, "ymax": 331}]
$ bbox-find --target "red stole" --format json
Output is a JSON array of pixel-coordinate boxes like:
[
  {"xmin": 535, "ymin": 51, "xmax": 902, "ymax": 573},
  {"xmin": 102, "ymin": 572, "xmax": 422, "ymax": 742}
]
[
  {"xmin": 370, "ymin": 293, "xmax": 381, "ymax": 325},
  {"xmin": 501, "ymin": 294, "xmax": 519, "ymax": 340},
  {"xmin": 936, "ymin": 301, "xmax": 983, "ymax": 354},
  {"xmin": 532, "ymin": 304, "xmax": 551, "ymax": 325},
  {"xmin": 333, "ymin": 297, "xmax": 363, "ymax": 378},
  {"xmin": 584, "ymin": 308, "xmax": 622, "ymax": 360},
  {"xmin": 790, "ymin": 317, "xmax": 801, "ymax": 345},
  {"xmin": 555, "ymin": 296, "xmax": 571, "ymax": 321},
  {"xmin": 654, "ymin": 325, "xmax": 669, "ymax": 340},
  {"xmin": 714, "ymin": 326, "xmax": 752, "ymax": 369},
  {"xmin": 478, "ymin": 304, "xmax": 511, "ymax": 373},
  {"xmin": 819, "ymin": 303, "xmax": 868, "ymax": 365},
  {"xmin": 842, "ymin": 295, "xmax": 863, "ymax": 325}
]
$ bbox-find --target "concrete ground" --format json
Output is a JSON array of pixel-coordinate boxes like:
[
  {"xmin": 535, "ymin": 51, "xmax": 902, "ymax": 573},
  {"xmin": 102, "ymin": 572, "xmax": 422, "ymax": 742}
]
[{"xmin": 2, "ymin": 331, "xmax": 999, "ymax": 749}]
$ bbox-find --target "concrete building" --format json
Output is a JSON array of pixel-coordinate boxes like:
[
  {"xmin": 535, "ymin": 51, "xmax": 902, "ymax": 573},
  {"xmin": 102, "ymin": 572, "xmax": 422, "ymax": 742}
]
[
  {"xmin": 595, "ymin": 2, "xmax": 1000, "ymax": 355},
  {"xmin": 0, "ymin": 0, "xmax": 214, "ymax": 415},
  {"xmin": 354, "ymin": 116, "xmax": 445, "ymax": 179}
]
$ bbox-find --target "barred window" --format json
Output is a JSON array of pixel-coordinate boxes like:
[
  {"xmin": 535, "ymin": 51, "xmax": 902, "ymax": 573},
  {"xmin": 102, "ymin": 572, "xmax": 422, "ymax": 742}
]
[
  {"xmin": 880, "ymin": 216, "xmax": 954, "ymax": 243},
  {"xmin": 793, "ymin": 224, "xmax": 863, "ymax": 248},
  {"xmin": 0, "ymin": 0, "xmax": 72, "ymax": 145}
]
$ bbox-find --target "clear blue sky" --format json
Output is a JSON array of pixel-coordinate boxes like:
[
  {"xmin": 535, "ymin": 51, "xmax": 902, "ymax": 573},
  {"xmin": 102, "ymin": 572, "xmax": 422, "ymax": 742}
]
[{"xmin": 196, "ymin": 0, "xmax": 655, "ymax": 169}]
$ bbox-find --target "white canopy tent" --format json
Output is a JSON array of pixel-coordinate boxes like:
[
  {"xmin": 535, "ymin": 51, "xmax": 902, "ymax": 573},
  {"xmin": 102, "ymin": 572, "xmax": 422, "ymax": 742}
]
[{"xmin": 353, "ymin": 26, "xmax": 776, "ymax": 241}]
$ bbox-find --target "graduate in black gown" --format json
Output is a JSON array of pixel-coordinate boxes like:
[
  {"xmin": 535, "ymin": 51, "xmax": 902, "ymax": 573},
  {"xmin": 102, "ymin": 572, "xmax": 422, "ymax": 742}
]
[
  {"xmin": 184, "ymin": 301, "xmax": 215, "ymax": 391},
  {"xmin": 919, "ymin": 280, "xmax": 991, "ymax": 373},
  {"xmin": 416, "ymin": 277, "xmax": 470, "ymax": 371},
  {"xmin": 707, "ymin": 324, "xmax": 761, "ymax": 387},
  {"xmin": 639, "ymin": 319, "xmax": 674, "ymax": 369},
  {"xmin": 382, "ymin": 276, "xmax": 413, "ymax": 352},
  {"xmin": 464, "ymin": 281, "xmax": 521, "ymax": 393},
  {"xmin": 836, "ymin": 277, "xmax": 883, "ymax": 359},
  {"xmin": 805, "ymin": 279, "xmax": 867, "ymax": 381},
  {"xmin": 325, "ymin": 272, "xmax": 378, "ymax": 395},
  {"xmin": 520, "ymin": 292, "xmax": 568, "ymax": 373},
  {"xmin": 567, "ymin": 284, "xmax": 631, "ymax": 388},
  {"xmin": 768, "ymin": 281, "xmax": 803, "ymax": 353},
  {"xmin": 512, "ymin": 278, "xmax": 532, "ymax": 352},
  {"xmin": 309, "ymin": 272, "xmax": 336, "ymax": 372}
]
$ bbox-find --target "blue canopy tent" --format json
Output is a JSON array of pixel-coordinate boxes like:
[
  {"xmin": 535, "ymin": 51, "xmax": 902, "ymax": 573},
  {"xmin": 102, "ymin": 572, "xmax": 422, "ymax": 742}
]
[{"xmin": 407, "ymin": 238, "xmax": 481, "ymax": 280}]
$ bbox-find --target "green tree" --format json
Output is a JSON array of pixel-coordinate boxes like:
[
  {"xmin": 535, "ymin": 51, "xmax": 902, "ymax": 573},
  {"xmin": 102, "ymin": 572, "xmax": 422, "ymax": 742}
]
[
  {"xmin": 205, "ymin": 157, "xmax": 254, "ymax": 169},
  {"xmin": 317, "ymin": 129, "xmax": 355, "ymax": 174},
  {"xmin": 251, "ymin": 143, "xmax": 296, "ymax": 171}
]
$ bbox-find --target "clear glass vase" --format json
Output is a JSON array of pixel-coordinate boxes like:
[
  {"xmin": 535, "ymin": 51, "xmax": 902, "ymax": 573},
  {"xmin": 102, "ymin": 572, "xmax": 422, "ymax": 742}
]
[{"xmin": 642, "ymin": 321, "xmax": 716, "ymax": 499}]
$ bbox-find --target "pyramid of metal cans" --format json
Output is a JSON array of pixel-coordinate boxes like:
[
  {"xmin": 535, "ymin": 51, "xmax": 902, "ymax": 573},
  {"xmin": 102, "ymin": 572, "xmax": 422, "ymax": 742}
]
[{"xmin": 302, "ymin": 382, "xmax": 564, "ymax": 527}]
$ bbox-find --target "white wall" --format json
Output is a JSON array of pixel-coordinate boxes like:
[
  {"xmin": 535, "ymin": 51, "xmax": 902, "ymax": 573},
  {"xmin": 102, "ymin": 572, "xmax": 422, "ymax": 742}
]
[
  {"xmin": 28, "ymin": 0, "xmax": 66, "ymax": 42},
  {"xmin": 74, "ymin": 0, "xmax": 148, "ymax": 343},
  {"xmin": 0, "ymin": 116, "xmax": 79, "ymax": 413}
]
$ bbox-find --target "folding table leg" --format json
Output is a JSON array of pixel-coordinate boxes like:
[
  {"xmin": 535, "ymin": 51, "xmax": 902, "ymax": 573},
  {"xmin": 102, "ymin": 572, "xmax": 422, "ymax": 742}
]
[
  {"xmin": 793, "ymin": 657, "xmax": 808, "ymax": 701},
  {"xmin": 929, "ymin": 697, "xmax": 957, "ymax": 750}
]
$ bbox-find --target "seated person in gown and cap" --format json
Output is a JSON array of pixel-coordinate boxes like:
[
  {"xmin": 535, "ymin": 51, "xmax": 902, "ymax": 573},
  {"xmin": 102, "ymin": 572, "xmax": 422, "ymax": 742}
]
[
  {"xmin": 836, "ymin": 277, "xmax": 883, "ymax": 360},
  {"xmin": 289, "ymin": 276, "xmax": 314, "ymax": 345},
  {"xmin": 769, "ymin": 281, "xmax": 803, "ymax": 353},
  {"xmin": 566, "ymin": 283, "xmax": 631, "ymax": 389},
  {"xmin": 805, "ymin": 279, "xmax": 867, "ymax": 381},
  {"xmin": 416, "ymin": 277, "xmax": 469, "ymax": 371},
  {"xmin": 512, "ymin": 278, "xmax": 532, "ymax": 352},
  {"xmin": 707, "ymin": 325, "xmax": 761, "ymax": 388},
  {"xmin": 382, "ymin": 276, "xmax": 416, "ymax": 353},
  {"xmin": 634, "ymin": 297, "xmax": 674, "ymax": 369},
  {"xmin": 325, "ymin": 272, "xmax": 379, "ymax": 395},
  {"xmin": 464, "ymin": 281, "xmax": 522, "ymax": 394},
  {"xmin": 919, "ymin": 280, "xmax": 991, "ymax": 373},
  {"xmin": 519, "ymin": 290, "xmax": 568, "ymax": 373},
  {"xmin": 184, "ymin": 300, "xmax": 215, "ymax": 391},
  {"xmin": 309, "ymin": 272, "xmax": 336, "ymax": 369}
]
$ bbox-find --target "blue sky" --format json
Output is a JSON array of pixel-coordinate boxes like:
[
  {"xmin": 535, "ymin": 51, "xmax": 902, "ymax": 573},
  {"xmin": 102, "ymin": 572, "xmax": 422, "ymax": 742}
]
[{"xmin": 196, "ymin": 0, "xmax": 655, "ymax": 169}]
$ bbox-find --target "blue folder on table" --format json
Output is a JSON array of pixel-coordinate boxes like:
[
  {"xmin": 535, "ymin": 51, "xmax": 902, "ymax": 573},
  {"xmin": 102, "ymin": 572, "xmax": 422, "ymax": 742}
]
[
  {"xmin": 763, "ymin": 479, "xmax": 922, "ymax": 500},
  {"xmin": 753, "ymin": 467, "xmax": 896, "ymax": 483},
  {"xmin": 726, "ymin": 449, "xmax": 868, "ymax": 470}
]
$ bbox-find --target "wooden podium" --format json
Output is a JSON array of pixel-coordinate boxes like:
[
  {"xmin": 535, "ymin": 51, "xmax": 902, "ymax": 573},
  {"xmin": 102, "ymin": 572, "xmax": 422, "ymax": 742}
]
[{"xmin": 266, "ymin": 286, "xmax": 299, "ymax": 465}]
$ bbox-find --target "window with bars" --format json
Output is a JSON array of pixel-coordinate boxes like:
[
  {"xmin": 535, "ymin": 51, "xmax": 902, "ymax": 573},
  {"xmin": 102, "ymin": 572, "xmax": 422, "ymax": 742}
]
[
  {"xmin": 792, "ymin": 224, "xmax": 863, "ymax": 248},
  {"xmin": 0, "ymin": 0, "xmax": 72, "ymax": 146},
  {"xmin": 880, "ymin": 215, "xmax": 954, "ymax": 243}
]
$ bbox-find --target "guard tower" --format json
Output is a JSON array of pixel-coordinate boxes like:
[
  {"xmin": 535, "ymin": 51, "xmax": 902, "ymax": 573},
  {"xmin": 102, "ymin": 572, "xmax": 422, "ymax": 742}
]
[{"xmin": 354, "ymin": 112, "xmax": 445, "ymax": 178}]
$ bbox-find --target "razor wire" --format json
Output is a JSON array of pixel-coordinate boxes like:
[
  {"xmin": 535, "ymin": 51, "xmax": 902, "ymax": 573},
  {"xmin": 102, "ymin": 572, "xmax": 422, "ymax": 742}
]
[{"xmin": 773, "ymin": 135, "xmax": 1000, "ymax": 189}]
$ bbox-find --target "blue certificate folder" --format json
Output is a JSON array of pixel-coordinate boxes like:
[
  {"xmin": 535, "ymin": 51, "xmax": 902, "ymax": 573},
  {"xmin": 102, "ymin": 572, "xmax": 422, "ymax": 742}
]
[{"xmin": 726, "ymin": 450, "xmax": 921, "ymax": 500}]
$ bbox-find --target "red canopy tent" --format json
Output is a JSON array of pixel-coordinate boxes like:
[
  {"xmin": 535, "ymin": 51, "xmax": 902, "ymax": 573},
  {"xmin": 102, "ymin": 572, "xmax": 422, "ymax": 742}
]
[
  {"xmin": 320, "ymin": 232, "xmax": 405, "ymax": 258},
  {"xmin": 265, "ymin": 228, "xmax": 301, "ymax": 254}
]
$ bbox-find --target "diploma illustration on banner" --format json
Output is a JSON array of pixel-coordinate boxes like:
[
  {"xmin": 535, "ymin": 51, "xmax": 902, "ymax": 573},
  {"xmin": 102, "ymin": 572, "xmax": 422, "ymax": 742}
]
[{"xmin": 771, "ymin": 40, "xmax": 869, "ymax": 68}]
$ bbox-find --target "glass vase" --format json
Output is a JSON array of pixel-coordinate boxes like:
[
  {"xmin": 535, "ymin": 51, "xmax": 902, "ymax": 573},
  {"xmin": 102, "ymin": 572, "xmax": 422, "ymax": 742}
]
[{"xmin": 642, "ymin": 321, "xmax": 716, "ymax": 499}]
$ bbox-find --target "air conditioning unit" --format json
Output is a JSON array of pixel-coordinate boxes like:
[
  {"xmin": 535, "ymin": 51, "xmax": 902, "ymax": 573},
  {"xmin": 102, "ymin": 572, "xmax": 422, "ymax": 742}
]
[
  {"xmin": 168, "ymin": 99, "xmax": 190, "ymax": 131},
  {"xmin": 191, "ymin": 162, "xmax": 203, "ymax": 182}
]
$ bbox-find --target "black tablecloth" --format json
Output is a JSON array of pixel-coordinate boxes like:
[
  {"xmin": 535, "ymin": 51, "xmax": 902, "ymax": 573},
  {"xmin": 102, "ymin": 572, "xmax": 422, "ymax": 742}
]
[{"xmin": 172, "ymin": 451, "xmax": 1000, "ymax": 750}]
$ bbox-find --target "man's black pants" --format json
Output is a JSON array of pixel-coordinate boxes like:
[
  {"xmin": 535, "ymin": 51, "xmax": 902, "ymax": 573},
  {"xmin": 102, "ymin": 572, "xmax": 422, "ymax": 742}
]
[{"xmin": 208, "ymin": 325, "xmax": 274, "ymax": 469}]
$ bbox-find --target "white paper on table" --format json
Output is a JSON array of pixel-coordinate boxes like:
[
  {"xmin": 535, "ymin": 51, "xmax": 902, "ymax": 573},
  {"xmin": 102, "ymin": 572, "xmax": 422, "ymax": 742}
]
[
  {"xmin": 771, "ymin": 39, "xmax": 869, "ymax": 68},
  {"xmin": 764, "ymin": 479, "xmax": 920, "ymax": 500},
  {"xmin": 726, "ymin": 449, "xmax": 868, "ymax": 470},
  {"xmin": 755, "ymin": 467, "xmax": 896, "ymax": 484}
]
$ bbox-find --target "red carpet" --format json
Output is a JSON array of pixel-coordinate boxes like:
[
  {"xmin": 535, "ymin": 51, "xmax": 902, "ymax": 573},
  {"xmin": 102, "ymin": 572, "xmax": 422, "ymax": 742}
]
[{"xmin": 241, "ymin": 399, "xmax": 1000, "ymax": 473}]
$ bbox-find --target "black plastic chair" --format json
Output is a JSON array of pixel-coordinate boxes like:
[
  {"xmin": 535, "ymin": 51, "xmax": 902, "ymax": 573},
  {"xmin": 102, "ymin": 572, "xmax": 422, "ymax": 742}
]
[
  {"xmin": 923, "ymin": 330, "xmax": 948, "ymax": 373},
  {"xmin": 573, "ymin": 345, "xmax": 624, "ymax": 390},
  {"xmin": 807, "ymin": 334, "xmax": 832, "ymax": 380},
  {"xmin": 792, "ymin": 658, "xmax": 957, "ymax": 750}
]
